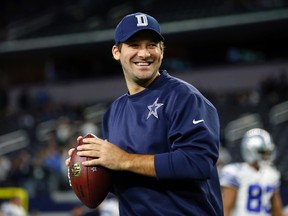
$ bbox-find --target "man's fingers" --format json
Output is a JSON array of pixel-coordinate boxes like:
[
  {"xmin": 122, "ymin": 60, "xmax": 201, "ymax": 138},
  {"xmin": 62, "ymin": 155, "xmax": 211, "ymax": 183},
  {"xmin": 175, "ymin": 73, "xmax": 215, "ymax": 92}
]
[
  {"xmin": 65, "ymin": 157, "xmax": 71, "ymax": 166},
  {"xmin": 68, "ymin": 148, "xmax": 75, "ymax": 156},
  {"xmin": 82, "ymin": 158, "xmax": 99, "ymax": 166},
  {"xmin": 77, "ymin": 136, "xmax": 83, "ymax": 143}
]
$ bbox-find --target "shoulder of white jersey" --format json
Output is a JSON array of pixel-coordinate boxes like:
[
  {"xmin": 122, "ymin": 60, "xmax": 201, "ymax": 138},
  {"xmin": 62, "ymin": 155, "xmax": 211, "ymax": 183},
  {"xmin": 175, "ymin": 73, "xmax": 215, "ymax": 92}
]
[
  {"xmin": 220, "ymin": 163, "xmax": 244, "ymax": 189},
  {"xmin": 221, "ymin": 162, "xmax": 244, "ymax": 174},
  {"xmin": 263, "ymin": 164, "xmax": 281, "ymax": 179}
]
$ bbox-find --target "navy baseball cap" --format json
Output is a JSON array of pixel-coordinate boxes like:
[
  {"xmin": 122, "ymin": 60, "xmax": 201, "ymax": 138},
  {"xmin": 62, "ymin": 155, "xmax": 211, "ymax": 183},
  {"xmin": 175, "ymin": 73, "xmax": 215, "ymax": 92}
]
[{"xmin": 114, "ymin": 12, "xmax": 164, "ymax": 44}]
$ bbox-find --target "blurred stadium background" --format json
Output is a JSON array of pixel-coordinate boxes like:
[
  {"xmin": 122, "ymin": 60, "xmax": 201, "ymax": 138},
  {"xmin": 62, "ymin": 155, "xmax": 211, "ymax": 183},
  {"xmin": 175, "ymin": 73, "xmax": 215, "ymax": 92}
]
[{"xmin": 1, "ymin": 0, "xmax": 288, "ymax": 215}]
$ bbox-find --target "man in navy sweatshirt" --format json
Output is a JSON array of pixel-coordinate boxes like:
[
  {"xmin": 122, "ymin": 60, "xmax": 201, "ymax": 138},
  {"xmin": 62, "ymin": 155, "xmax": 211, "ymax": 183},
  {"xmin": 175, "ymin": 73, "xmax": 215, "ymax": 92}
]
[{"xmin": 67, "ymin": 12, "xmax": 223, "ymax": 216}]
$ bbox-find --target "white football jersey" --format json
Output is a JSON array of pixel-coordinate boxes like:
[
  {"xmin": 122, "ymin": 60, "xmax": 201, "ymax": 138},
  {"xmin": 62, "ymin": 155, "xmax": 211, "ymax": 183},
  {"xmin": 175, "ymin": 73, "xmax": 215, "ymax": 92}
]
[{"xmin": 220, "ymin": 163, "xmax": 280, "ymax": 216}]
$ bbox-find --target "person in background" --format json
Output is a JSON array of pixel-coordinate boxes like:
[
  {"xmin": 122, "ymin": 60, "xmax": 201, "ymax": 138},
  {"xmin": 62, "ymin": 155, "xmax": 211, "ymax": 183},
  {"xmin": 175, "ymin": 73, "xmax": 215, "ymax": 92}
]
[
  {"xmin": 0, "ymin": 155, "xmax": 11, "ymax": 186},
  {"xmin": 98, "ymin": 195, "xmax": 119, "ymax": 216},
  {"xmin": 66, "ymin": 12, "xmax": 223, "ymax": 215},
  {"xmin": 1, "ymin": 195, "xmax": 26, "ymax": 216},
  {"xmin": 220, "ymin": 128, "xmax": 283, "ymax": 216}
]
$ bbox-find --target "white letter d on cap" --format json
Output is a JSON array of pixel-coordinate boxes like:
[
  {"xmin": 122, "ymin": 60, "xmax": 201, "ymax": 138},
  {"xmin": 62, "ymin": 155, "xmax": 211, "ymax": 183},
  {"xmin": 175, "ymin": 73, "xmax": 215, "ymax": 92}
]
[{"xmin": 135, "ymin": 14, "xmax": 148, "ymax": 27}]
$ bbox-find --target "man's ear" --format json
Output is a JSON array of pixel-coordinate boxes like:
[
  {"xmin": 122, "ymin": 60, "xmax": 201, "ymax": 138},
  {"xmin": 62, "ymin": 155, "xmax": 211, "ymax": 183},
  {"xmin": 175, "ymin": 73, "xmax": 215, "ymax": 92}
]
[{"xmin": 112, "ymin": 45, "xmax": 120, "ymax": 60}]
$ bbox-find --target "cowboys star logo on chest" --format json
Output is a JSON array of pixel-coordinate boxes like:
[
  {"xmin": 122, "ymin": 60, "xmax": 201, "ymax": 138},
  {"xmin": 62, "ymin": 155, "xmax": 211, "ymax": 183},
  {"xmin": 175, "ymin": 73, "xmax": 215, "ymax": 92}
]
[{"xmin": 147, "ymin": 97, "xmax": 164, "ymax": 119}]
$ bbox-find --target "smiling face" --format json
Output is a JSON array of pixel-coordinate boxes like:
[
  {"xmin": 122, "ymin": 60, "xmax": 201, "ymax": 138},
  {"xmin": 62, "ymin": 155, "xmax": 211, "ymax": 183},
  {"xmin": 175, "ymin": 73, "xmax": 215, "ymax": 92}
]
[{"xmin": 112, "ymin": 30, "xmax": 164, "ymax": 94}]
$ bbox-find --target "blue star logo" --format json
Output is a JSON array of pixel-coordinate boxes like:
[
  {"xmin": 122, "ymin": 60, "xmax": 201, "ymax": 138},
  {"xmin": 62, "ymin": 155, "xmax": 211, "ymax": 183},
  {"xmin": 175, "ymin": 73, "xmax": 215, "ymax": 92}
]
[
  {"xmin": 91, "ymin": 167, "xmax": 97, "ymax": 172},
  {"xmin": 147, "ymin": 97, "xmax": 164, "ymax": 119}
]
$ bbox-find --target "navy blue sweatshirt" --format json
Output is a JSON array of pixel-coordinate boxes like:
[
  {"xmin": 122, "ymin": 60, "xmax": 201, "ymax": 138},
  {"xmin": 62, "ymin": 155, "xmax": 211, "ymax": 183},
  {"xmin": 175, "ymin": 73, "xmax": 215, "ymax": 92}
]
[{"xmin": 102, "ymin": 71, "xmax": 223, "ymax": 216}]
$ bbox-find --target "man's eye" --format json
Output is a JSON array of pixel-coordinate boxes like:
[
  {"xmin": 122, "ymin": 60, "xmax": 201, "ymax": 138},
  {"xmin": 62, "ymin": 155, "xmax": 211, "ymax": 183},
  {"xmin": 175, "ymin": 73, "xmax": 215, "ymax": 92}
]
[{"xmin": 149, "ymin": 44, "xmax": 158, "ymax": 48}]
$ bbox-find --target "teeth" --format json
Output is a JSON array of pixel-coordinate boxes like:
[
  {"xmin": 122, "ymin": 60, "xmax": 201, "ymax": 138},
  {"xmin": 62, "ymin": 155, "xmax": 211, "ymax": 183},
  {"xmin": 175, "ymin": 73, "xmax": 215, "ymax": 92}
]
[{"xmin": 136, "ymin": 62, "xmax": 150, "ymax": 66}]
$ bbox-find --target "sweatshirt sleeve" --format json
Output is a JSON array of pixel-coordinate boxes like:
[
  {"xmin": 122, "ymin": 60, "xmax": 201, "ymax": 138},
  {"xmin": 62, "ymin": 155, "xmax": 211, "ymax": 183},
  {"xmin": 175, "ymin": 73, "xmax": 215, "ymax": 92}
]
[{"xmin": 154, "ymin": 92, "xmax": 220, "ymax": 180}]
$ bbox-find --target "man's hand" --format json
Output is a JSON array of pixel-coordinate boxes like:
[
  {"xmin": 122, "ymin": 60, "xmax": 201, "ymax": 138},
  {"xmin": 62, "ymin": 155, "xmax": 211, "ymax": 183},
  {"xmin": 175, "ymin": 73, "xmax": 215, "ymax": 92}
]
[
  {"xmin": 67, "ymin": 136, "xmax": 156, "ymax": 177},
  {"xmin": 76, "ymin": 137, "xmax": 130, "ymax": 170}
]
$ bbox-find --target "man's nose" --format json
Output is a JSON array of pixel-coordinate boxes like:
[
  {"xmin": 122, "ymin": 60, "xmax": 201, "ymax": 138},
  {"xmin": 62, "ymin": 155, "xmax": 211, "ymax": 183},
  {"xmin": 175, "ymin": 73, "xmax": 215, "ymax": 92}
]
[{"xmin": 137, "ymin": 48, "xmax": 151, "ymax": 57}]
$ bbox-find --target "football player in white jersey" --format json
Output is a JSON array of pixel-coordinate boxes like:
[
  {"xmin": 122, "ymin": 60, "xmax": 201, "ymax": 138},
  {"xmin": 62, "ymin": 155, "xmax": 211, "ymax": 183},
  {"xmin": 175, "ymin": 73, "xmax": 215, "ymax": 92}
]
[{"xmin": 220, "ymin": 128, "xmax": 283, "ymax": 216}]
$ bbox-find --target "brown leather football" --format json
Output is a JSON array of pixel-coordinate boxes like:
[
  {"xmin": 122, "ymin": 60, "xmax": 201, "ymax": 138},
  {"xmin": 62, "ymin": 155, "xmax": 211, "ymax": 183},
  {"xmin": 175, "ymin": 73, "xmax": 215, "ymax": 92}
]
[{"xmin": 69, "ymin": 133, "xmax": 112, "ymax": 208}]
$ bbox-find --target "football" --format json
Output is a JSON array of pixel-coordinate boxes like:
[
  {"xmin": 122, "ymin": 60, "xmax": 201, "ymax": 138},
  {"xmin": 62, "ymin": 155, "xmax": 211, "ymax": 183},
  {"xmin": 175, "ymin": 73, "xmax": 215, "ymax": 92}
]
[{"xmin": 69, "ymin": 133, "xmax": 113, "ymax": 208}]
